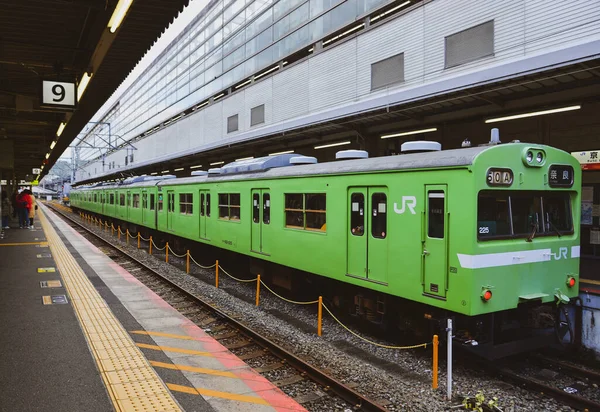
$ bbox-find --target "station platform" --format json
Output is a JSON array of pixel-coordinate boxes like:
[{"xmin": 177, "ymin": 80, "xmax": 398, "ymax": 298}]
[{"xmin": 0, "ymin": 203, "xmax": 305, "ymax": 412}]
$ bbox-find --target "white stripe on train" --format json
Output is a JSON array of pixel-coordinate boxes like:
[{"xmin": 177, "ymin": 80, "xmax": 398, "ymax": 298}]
[{"xmin": 457, "ymin": 246, "xmax": 580, "ymax": 269}]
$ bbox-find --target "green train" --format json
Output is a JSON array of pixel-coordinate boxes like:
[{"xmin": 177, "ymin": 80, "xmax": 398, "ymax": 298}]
[{"xmin": 71, "ymin": 141, "xmax": 580, "ymax": 357}]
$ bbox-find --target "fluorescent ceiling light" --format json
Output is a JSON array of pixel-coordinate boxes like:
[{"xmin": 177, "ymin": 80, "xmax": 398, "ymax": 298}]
[
  {"xmin": 77, "ymin": 72, "xmax": 93, "ymax": 101},
  {"xmin": 485, "ymin": 105, "xmax": 581, "ymax": 123},
  {"xmin": 193, "ymin": 101, "xmax": 208, "ymax": 111},
  {"xmin": 50, "ymin": 141, "xmax": 56, "ymax": 150},
  {"xmin": 314, "ymin": 141, "xmax": 351, "ymax": 150},
  {"xmin": 190, "ymin": 165, "xmax": 203, "ymax": 169},
  {"xmin": 108, "ymin": 0, "xmax": 133, "ymax": 33},
  {"xmin": 161, "ymin": 170, "xmax": 170, "ymax": 173},
  {"xmin": 269, "ymin": 150, "xmax": 294, "ymax": 156},
  {"xmin": 213, "ymin": 93, "xmax": 225, "ymax": 101},
  {"xmin": 150, "ymin": 172, "xmax": 158, "ymax": 175},
  {"xmin": 56, "ymin": 122, "xmax": 66, "ymax": 137},
  {"xmin": 255, "ymin": 65, "xmax": 279, "ymax": 80},
  {"xmin": 236, "ymin": 156, "xmax": 254, "ymax": 161},
  {"xmin": 45, "ymin": 153, "xmax": 50, "ymax": 159},
  {"xmin": 323, "ymin": 24, "xmax": 364, "ymax": 46},
  {"xmin": 381, "ymin": 127, "xmax": 438, "ymax": 139},
  {"xmin": 173, "ymin": 168, "xmax": 184, "ymax": 172},
  {"xmin": 210, "ymin": 161, "xmax": 225, "ymax": 166},
  {"xmin": 235, "ymin": 79, "xmax": 252, "ymax": 89}
]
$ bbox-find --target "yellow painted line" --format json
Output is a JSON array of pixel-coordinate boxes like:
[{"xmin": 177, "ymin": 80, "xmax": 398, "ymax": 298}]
[
  {"xmin": 42, "ymin": 296, "xmax": 52, "ymax": 305},
  {"xmin": 136, "ymin": 343, "xmax": 213, "ymax": 357},
  {"xmin": 581, "ymin": 278, "xmax": 600, "ymax": 286},
  {"xmin": 131, "ymin": 330, "xmax": 196, "ymax": 340},
  {"xmin": 0, "ymin": 242, "xmax": 47, "ymax": 246},
  {"xmin": 38, "ymin": 267, "xmax": 56, "ymax": 273},
  {"xmin": 150, "ymin": 361, "xmax": 238, "ymax": 378},
  {"xmin": 167, "ymin": 383, "xmax": 270, "ymax": 405},
  {"xmin": 38, "ymin": 205, "xmax": 181, "ymax": 412}
]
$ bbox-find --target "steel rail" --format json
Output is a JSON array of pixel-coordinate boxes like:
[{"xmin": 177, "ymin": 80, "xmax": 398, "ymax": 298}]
[{"xmin": 48, "ymin": 204, "xmax": 388, "ymax": 412}]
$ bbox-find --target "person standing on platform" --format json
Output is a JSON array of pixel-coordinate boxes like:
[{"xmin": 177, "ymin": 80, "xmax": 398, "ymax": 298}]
[
  {"xmin": 1, "ymin": 191, "xmax": 11, "ymax": 229},
  {"xmin": 10, "ymin": 190, "xmax": 17, "ymax": 218},
  {"xmin": 16, "ymin": 190, "xmax": 30, "ymax": 229},
  {"xmin": 25, "ymin": 190, "xmax": 36, "ymax": 228}
]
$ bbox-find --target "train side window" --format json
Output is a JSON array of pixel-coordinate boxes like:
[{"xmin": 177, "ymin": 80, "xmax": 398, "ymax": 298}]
[
  {"xmin": 206, "ymin": 194, "xmax": 211, "ymax": 217},
  {"xmin": 428, "ymin": 191, "xmax": 445, "ymax": 239},
  {"xmin": 110, "ymin": 193, "xmax": 115, "ymax": 205},
  {"xmin": 142, "ymin": 193, "xmax": 147, "ymax": 209},
  {"xmin": 350, "ymin": 193, "xmax": 365, "ymax": 236},
  {"xmin": 253, "ymin": 193, "xmax": 260, "ymax": 223},
  {"xmin": 119, "ymin": 194, "xmax": 125, "ymax": 206},
  {"xmin": 133, "ymin": 194, "xmax": 140, "ymax": 208},
  {"xmin": 200, "ymin": 193, "xmax": 205, "ymax": 216},
  {"xmin": 285, "ymin": 194, "xmax": 304, "ymax": 229},
  {"xmin": 306, "ymin": 194, "xmax": 326, "ymax": 231},
  {"xmin": 150, "ymin": 194, "xmax": 155, "ymax": 210},
  {"xmin": 263, "ymin": 193, "xmax": 270, "ymax": 224},
  {"xmin": 371, "ymin": 193, "xmax": 387, "ymax": 239},
  {"xmin": 94, "ymin": 194, "xmax": 97, "ymax": 202},
  {"xmin": 218, "ymin": 193, "xmax": 240, "ymax": 220},
  {"xmin": 158, "ymin": 194, "xmax": 163, "ymax": 211},
  {"xmin": 179, "ymin": 193, "xmax": 193, "ymax": 215}
]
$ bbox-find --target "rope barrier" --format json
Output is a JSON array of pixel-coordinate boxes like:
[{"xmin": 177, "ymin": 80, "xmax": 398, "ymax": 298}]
[
  {"xmin": 128, "ymin": 231, "xmax": 137, "ymax": 239},
  {"xmin": 189, "ymin": 254, "xmax": 217, "ymax": 269},
  {"xmin": 218, "ymin": 265, "xmax": 257, "ymax": 283},
  {"xmin": 167, "ymin": 245, "xmax": 187, "ymax": 258},
  {"xmin": 151, "ymin": 239, "xmax": 166, "ymax": 251},
  {"xmin": 321, "ymin": 303, "xmax": 429, "ymax": 350},
  {"xmin": 139, "ymin": 234, "xmax": 151, "ymax": 241},
  {"xmin": 259, "ymin": 280, "xmax": 319, "ymax": 305}
]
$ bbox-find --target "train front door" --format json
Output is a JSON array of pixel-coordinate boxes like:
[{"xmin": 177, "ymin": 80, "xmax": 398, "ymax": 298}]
[
  {"xmin": 347, "ymin": 187, "xmax": 388, "ymax": 284},
  {"xmin": 167, "ymin": 191, "xmax": 175, "ymax": 231},
  {"xmin": 422, "ymin": 185, "xmax": 448, "ymax": 298},
  {"xmin": 198, "ymin": 190, "xmax": 210, "ymax": 240},
  {"xmin": 250, "ymin": 189, "xmax": 270, "ymax": 255}
]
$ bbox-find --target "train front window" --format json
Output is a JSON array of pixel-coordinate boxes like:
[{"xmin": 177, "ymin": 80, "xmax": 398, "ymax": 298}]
[{"xmin": 477, "ymin": 191, "xmax": 572, "ymax": 240}]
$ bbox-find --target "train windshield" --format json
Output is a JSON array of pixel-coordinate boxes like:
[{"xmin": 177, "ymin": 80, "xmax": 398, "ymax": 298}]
[{"xmin": 478, "ymin": 191, "xmax": 572, "ymax": 240}]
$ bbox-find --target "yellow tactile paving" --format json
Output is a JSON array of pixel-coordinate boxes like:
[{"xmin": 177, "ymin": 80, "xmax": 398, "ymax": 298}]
[{"xmin": 38, "ymin": 206, "xmax": 182, "ymax": 412}]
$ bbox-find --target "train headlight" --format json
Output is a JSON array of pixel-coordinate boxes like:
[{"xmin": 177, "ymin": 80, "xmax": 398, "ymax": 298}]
[
  {"xmin": 526, "ymin": 151, "xmax": 533, "ymax": 163},
  {"xmin": 481, "ymin": 289, "xmax": 493, "ymax": 302},
  {"xmin": 566, "ymin": 275, "xmax": 576, "ymax": 288},
  {"xmin": 536, "ymin": 152, "xmax": 543, "ymax": 163}
]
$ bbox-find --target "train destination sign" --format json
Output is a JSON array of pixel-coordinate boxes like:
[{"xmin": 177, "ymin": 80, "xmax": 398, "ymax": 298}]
[
  {"xmin": 548, "ymin": 165, "xmax": 574, "ymax": 187},
  {"xmin": 486, "ymin": 168, "xmax": 513, "ymax": 186}
]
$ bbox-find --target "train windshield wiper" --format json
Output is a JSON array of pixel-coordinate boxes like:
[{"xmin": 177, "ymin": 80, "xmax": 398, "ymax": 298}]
[
  {"xmin": 548, "ymin": 220, "xmax": 562, "ymax": 238},
  {"xmin": 526, "ymin": 223, "xmax": 537, "ymax": 242}
]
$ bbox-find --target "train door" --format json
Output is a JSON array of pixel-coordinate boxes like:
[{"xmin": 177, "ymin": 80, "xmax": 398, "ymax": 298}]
[
  {"xmin": 142, "ymin": 191, "xmax": 148, "ymax": 225},
  {"xmin": 167, "ymin": 191, "xmax": 175, "ymax": 231},
  {"xmin": 250, "ymin": 189, "xmax": 270, "ymax": 255},
  {"xmin": 347, "ymin": 187, "xmax": 388, "ymax": 284},
  {"xmin": 126, "ymin": 191, "xmax": 131, "ymax": 220},
  {"xmin": 422, "ymin": 185, "xmax": 448, "ymax": 298},
  {"xmin": 198, "ymin": 190, "xmax": 210, "ymax": 240}
]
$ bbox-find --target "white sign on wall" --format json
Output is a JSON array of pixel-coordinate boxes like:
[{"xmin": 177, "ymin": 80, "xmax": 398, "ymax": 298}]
[
  {"xmin": 41, "ymin": 80, "xmax": 76, "ymax": 108},
  {"xmin": 32, "ymin": 168, "xmax": 41, "ymax": 175}
]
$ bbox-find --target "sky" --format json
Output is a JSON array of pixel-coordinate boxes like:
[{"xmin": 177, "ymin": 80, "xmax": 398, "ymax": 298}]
[{"xmin": 57, "ymin": 0, "xmax": 211, "ymax": 165}]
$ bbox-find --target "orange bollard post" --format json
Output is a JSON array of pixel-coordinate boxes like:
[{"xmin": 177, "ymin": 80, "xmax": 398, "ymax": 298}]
[
  {"xmin": 105, "ymin": 221, "xmax": 108, "ymax": 232},
  {"xmin": 149, "ymin": 236, "xmax": 153, "ymax": 255},
  {"xmin": 318, "ymin": 296, "xmax": 323, "ymax": 336},
  {"xmin": 126, "ymin": 230, "xmax": 130, "ymax": 245},
  {"xmin": 186, "ymin": 250, "xmax": 190, "ymax": 274},
  {"xmin": 111, "ymin": 225, "xmax": 114, "ymax": 236},
  {"xmin": 215, "ymin": 260, "xmax": 219, "ymax": 288},
  {"xmin": 166, "ymin": 242, "xmax": 169, "ymax": 263},
  {"xmin": 137, "ymin": 233, "xmax": 140, "ymax": 249},
  {"xmin": 256, "ymin": 275, "xmax": 261, "ymax": 307},
  {"xmin": 118, "ymin": 226, "xmax": 121, "ymax": 240},
  {"xmin": 433, "ymin": 334, "xmax": 439, "ymax": 389}
]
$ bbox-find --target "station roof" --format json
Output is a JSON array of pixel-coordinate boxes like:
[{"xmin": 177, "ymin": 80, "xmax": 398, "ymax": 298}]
[{"xmin": 0, "ymin": 0, "xmax": 190, "ymax": 181}]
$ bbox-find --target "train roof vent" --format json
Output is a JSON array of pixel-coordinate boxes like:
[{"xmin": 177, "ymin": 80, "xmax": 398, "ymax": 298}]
[
  {"xmin": 220, "ymin": 153, "xmax": 300, "ymax": 175},
  {"xmin": 401, "ymin": 141, "xmax": 441, "ymax": 153},
  {"xmin": 207, "ymin": 168, "xmax": 222, "ymax": 175},
  {"xmin": 290, "ymin": 156, "xmax": 317, "ymax": 165},
  {"xmin": 191, "ymin": 170, "xmax": 208, "ymax": 177},
  {"xmin": 156, "ymin": 174, "xmax": 176, "ymax": 180},
  {"xmin": 335, "ymin": 149, "xmax": 368, "ymax": 160}
]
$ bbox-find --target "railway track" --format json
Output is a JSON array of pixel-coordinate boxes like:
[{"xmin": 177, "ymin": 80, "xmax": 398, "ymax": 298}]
[{"xmin": 47, "ymin": 203, "xmax": 389, "ymax": 411}]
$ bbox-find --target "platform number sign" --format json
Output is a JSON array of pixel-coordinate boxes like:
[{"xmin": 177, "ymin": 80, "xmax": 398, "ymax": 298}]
[
  {"xmin": 41, "ymin": 80, "xmax": 76, "ymax": 109},
  {"xmin": 486, "ymin": 168, "xmax": 514, "ymax": 187}
]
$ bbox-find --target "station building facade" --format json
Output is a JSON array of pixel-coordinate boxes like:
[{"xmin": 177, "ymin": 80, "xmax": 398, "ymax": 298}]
[{"xmin": 76, "ymin": 0, "xmax": 600, "ymax": 179}]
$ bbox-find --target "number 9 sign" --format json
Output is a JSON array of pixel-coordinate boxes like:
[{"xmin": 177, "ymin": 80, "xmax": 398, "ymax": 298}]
[{"xmin": 42, "ymin": 80, "xmax": 76, "ymax": 108}]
